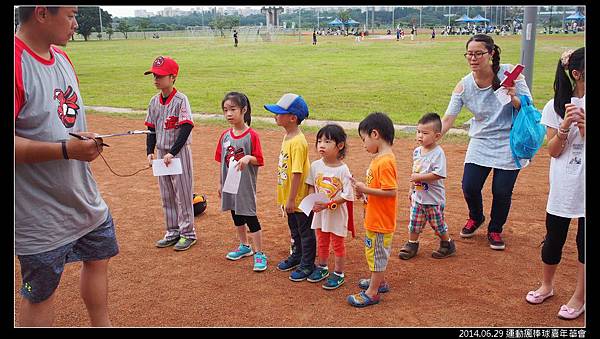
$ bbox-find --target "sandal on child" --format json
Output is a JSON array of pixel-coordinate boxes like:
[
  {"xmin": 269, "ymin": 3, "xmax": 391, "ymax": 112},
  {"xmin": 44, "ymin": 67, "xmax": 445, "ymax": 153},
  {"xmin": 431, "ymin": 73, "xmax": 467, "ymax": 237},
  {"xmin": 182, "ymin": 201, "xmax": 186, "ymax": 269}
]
[
  {"xmin": 525, "ymin": 289, "xmax": 554, "ymax": 304},
  {"xmin": 398, "ymin": 241, "xmax": 419, "ymax": 260},
  {"xmin": 347, "ymin": 290, "xmax": 381, "ymax": 308}
]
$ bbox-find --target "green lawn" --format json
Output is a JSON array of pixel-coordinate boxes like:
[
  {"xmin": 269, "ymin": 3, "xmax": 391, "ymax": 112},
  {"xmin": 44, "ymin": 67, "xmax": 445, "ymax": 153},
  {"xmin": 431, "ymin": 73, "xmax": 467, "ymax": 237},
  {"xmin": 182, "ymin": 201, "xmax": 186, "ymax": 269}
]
[{"xmin": 66, "ymin": 33, "xmax": 584, "ymax": 126}]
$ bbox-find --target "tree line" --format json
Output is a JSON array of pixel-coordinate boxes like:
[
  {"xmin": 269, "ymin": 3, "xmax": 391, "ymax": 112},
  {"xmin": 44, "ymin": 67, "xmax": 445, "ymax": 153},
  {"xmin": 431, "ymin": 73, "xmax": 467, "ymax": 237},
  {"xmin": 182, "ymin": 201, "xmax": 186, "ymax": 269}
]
[{"xmin": 36, "ymin": 6, "xmax": 580, "ymax": 41}]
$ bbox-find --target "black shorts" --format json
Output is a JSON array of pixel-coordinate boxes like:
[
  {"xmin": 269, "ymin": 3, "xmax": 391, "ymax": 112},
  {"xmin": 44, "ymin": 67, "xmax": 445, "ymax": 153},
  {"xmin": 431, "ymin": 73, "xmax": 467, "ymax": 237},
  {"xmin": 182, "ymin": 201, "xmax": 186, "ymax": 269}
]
[{"xmin": 230, "ymin": 211, "xmax": 261, "ymax": 233}]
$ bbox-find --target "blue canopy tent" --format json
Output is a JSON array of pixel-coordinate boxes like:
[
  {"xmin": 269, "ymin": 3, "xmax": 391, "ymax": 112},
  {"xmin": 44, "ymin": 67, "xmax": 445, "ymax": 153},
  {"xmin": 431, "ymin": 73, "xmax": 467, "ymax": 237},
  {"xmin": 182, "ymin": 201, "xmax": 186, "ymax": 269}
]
[
  {"xmin": 564, "ymin": 11, "xmax": 585, "ymax": 21},
  {"xmin": 328, "ymin": 18, "xmax": 344, "ymax": 26},
  {"xmin": 472, "ymin": 14, "xmax": 490, "ymax": 23},
  {"xmin": 345, "ymin": 18, "xmax": 360, "ymax": 26},
  {"xmin": 455, "ymin": 14, "xmax": 474, "ymax": 23}
]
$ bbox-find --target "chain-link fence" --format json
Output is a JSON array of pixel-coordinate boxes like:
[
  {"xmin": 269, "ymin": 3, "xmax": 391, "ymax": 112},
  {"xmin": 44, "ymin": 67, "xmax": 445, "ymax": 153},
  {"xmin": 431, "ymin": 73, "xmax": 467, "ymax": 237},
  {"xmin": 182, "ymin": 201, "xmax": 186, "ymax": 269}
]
[{"xmin": 72, "ymin": 26, "xmax": 309, "ymax": 42}]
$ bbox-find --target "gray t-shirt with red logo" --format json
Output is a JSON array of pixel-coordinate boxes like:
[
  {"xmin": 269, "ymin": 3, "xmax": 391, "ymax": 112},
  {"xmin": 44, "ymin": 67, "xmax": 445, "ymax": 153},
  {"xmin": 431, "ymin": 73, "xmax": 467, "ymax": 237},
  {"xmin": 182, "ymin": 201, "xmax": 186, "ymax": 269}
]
[
  {"xmin": 214, "ymin": 128, "xmax": 264, "ymax": 216},
  {"xmin": 15, "ymin": 36, "xmax": 109, "ymax": 256}
]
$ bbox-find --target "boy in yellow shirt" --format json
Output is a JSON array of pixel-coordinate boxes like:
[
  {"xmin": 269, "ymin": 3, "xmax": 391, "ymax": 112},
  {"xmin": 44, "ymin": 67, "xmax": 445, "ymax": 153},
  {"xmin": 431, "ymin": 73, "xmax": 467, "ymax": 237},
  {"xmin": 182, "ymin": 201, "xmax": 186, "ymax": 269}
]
[
  {"xmin": 349, "ymin": 112, "xmax": 398, "ymax": 307},
  {"xmin": 264, "ymin": 93, "xmax": 316, "ymax": 282}
]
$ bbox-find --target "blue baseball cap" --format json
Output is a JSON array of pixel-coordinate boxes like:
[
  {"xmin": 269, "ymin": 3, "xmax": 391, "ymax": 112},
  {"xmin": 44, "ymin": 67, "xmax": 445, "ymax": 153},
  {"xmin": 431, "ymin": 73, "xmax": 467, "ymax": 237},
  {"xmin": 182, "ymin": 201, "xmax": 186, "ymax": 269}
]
[{"xmin": 264, "ymin": 93, "xmax": 309, "ymax": 122}]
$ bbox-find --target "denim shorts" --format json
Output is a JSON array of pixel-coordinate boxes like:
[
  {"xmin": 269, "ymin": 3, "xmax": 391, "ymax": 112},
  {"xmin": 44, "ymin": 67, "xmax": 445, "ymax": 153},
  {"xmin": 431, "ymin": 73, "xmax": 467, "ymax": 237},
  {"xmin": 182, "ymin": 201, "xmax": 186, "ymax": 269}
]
[{"xmin": 17, "ymin": 213, "xmax": 119, "ymax": 303}]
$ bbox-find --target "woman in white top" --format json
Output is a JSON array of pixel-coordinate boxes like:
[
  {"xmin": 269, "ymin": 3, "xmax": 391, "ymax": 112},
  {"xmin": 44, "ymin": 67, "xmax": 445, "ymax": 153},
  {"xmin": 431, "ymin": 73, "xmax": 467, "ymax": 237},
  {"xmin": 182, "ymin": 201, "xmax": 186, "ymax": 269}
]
[
  {"xmin": 441, "ymin": 34, "xmax": 532, "ymax": 251},
  {"xmin": 525, "ymin": 47, "xmax": 585, "ymax": 320}
]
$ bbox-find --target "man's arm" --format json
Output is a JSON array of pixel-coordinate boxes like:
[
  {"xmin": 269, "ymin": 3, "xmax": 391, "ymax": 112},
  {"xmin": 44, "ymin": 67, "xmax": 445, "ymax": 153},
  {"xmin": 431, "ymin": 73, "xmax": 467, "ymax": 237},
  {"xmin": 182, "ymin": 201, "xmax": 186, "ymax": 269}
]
[{"xmin": 15, "ymin": 134, "xmax": 103, "ymax": 164}]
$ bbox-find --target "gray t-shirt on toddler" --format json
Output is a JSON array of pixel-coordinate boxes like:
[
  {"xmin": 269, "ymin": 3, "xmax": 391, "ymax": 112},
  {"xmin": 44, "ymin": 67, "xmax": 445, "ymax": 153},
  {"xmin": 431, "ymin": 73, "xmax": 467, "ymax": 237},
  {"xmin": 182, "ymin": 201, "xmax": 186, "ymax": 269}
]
[{"xmin": 411, "ymin": 145, "xmax": 447, "ymax": 206}]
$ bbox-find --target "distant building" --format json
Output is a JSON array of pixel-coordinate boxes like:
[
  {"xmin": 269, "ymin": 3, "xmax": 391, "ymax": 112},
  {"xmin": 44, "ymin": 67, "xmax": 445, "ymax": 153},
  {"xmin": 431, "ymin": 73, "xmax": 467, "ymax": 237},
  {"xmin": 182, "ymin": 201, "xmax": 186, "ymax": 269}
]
[
  {"xmin": 239, "ymin": 7, "xmax": 260, "ymax": 16},
  {"xmin": 134, "ymin": 9, "xmax": 154, "ymax": 17},
  {"xmin": 156, "ymin": 7, "xmax": 187, "ymax": 17},
  {"xmin": 133, "ymin": 6, "xmax": 264, "ymax": 18},
  {"xmin": 224, "ymin": 7, "xmax": 239, "ymax": 15}
]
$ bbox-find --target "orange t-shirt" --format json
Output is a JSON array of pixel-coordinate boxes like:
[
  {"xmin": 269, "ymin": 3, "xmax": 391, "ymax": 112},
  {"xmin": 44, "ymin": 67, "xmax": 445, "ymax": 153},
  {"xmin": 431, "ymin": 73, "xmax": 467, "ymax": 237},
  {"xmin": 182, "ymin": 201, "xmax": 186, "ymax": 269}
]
[{"xmin": 364, "ymin": 153, "xmax": 398, "ymax": 234}]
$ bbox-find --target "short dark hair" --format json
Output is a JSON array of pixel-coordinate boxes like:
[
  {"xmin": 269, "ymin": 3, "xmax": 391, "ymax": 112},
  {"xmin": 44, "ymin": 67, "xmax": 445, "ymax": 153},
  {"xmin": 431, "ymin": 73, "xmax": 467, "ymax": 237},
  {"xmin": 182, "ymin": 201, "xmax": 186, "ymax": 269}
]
[
  {"xmin": 316, "ymin": 123, "xmax": 347, "ymax": 159},
  {"xmin": 417, "ymin": 112, "xmax": 442, "ymax": 133},
  {"xmin": 358, "ymin": 112, "xmax": 395, "ymax": 145},
  {"xmin": 18, "ymin": 6, "xmax": 59, "ymax": 24}
]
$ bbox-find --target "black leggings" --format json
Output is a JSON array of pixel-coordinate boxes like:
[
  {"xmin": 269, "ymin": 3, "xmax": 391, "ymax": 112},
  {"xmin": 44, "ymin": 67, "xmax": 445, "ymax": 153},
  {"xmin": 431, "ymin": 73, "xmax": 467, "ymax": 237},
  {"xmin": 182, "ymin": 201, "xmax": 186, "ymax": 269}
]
[
  {"xmin": 230, "ymin": 211, "xmax": 261, "ymax": 233},
  {"xmin": 541, "ymin": 213, "xmax": 585, "ymax": 265}
]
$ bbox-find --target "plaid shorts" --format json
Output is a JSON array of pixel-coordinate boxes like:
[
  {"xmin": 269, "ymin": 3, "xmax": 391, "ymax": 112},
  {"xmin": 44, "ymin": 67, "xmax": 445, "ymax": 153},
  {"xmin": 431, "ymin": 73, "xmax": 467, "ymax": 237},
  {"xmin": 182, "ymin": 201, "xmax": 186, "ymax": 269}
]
[{"xmin": 408, "ymin": 201, "xmax": 448, "ymax": 236}]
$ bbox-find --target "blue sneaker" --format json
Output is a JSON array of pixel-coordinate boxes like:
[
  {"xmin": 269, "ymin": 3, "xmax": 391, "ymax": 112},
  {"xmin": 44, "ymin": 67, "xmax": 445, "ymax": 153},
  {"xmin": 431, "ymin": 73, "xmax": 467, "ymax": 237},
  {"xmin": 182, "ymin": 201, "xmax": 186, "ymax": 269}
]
[
  {"xmin": 289, "ymin": 267, "xmax": 313, "ymax": 282},
  {"xmin": 307, "ymin": 266, "xmax": 329, "ymax": 283},
  {"xmin": 253, "ymin": 252, "xmax": 267, "ymax": 272},
  {"xmin": 358, "ymin": 278, "xmax": 390, "ymax": 293},
  {"xmin": 226, "ymin": 243, "xmax": 253, "ymax": 260},
  {"xmin": 322, "ymin": 272, "xmax": 345, "ymax": 290},
  {"xmin": 277, "ymin": 257, "xmax": 301, "ymax": 272}
]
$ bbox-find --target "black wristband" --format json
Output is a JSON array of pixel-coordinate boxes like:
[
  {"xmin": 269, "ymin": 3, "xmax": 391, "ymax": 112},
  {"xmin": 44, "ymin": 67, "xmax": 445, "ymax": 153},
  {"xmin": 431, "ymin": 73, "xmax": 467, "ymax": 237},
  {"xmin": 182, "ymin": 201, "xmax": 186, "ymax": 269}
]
[{"xmin": 61, "ymin": 140, "xmax": 69, "ymax": 159}]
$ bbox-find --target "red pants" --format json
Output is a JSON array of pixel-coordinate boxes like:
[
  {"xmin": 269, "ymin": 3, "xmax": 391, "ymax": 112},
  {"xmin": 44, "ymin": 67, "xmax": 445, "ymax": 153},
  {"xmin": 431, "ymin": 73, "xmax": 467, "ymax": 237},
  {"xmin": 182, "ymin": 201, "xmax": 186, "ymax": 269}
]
[{"xmin": 316, "ymin": 228, "xmax": 345, "ymax": 259}]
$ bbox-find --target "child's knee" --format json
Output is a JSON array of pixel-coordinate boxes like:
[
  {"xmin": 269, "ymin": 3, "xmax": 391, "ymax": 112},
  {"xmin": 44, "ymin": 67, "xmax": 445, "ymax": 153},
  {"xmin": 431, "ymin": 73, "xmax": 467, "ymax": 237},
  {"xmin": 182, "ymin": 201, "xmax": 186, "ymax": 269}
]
[{"xmin": 332, "ymin": 235, "xmax": 346, "ymax": 257}]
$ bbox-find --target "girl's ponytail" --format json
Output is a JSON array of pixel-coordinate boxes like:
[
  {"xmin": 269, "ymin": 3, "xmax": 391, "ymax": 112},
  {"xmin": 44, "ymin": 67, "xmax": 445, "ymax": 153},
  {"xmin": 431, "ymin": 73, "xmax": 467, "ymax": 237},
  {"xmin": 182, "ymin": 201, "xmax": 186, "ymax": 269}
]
[
  {"xmin": 553, "ymin": 59, "xmax": 572, "ymax": 119},
  {"xmin": 491, "ymin": 44, "xmax": 502, "ymax": 91},
  {"xmin": 553, "ymin": 48, "xmax": 584, "ymax": 119},
  {"xmin": 242, "ymin": 93, "xmax": 252, "ymax": 126}
]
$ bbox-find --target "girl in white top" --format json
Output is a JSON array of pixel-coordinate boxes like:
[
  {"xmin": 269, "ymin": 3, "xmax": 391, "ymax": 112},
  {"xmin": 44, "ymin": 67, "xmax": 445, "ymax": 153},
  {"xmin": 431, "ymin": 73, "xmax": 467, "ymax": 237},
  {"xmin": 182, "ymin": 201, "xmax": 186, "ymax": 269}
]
[
  {"xmin": 305, "ymin": 124, "xmax": 355, "ymax": 290},
  {"xmin": 525, "ymin": 47, "xmax": 585, "ymax": 320}
]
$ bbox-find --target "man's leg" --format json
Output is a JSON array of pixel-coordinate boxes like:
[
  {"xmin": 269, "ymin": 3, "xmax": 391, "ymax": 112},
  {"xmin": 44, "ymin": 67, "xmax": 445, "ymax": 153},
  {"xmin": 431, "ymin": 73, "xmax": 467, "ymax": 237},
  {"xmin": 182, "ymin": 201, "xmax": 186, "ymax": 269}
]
[
  {"xmin": 80, "ymin": 259, "xmax": 111, "ymax": 327},
  {"xmin": 19, "ymin": 293, "xmax": 56, "ymax": 326}
]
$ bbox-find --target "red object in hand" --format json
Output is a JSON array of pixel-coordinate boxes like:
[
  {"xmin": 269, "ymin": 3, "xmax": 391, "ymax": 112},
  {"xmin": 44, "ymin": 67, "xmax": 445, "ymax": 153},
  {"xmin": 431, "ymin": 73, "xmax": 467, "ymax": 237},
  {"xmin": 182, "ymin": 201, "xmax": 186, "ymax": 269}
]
[{"xmin": 501, "ymin": 64, "xmax": 524, "ymax": 88}]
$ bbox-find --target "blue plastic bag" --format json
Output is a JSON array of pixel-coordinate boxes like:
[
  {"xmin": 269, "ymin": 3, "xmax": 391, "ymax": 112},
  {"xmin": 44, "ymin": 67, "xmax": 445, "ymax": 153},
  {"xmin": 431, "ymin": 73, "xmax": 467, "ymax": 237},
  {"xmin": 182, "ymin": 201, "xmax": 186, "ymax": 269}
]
[{"xmin": 509, "ymin": 95, "xmax": 546, "ymax": 168}]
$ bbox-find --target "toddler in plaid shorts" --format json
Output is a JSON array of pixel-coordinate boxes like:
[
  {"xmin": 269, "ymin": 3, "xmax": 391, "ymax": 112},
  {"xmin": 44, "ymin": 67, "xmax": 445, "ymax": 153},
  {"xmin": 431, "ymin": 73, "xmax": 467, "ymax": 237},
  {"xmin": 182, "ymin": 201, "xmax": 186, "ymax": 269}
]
[{"xmin": 398, "ymin": 112, "xmax": 457, "ymax": 260}]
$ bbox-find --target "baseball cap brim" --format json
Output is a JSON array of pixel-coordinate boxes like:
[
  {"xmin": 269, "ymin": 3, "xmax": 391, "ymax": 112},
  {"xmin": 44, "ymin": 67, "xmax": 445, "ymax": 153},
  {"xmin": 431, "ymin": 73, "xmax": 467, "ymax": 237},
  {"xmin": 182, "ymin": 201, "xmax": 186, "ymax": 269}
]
[
  {"xmin": 144, "ymin": 69, "xmax": 171, "ymax": 76},
  {"xmin": 264, "ymin": 104, "xmax": 290, "ymax": 114}
]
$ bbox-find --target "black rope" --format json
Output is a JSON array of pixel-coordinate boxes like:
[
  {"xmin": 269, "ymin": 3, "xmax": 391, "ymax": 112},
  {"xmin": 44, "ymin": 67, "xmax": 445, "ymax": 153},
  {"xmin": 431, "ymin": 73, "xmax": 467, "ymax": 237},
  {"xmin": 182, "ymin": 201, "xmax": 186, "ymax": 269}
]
[{"xmin": 93, "ymin": 139, "xmax": 151, "ymax": 177}]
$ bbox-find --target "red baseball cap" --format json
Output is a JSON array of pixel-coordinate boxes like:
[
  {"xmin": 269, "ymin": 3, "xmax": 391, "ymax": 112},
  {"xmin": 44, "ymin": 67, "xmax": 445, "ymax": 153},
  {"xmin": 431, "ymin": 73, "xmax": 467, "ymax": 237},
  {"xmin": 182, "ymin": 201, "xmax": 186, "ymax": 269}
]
[{"xmin": 144, "ymin": 56, "xmax": 179, "ymax": 76}]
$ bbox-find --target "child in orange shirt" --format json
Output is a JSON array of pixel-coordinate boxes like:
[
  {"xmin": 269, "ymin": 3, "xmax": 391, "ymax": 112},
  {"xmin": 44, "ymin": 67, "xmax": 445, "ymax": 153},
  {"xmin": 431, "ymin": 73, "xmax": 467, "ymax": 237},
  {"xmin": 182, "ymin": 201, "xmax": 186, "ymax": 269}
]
[{"xmin": 348, "ymin": 112, "xmax": 398, "ymax": 308}]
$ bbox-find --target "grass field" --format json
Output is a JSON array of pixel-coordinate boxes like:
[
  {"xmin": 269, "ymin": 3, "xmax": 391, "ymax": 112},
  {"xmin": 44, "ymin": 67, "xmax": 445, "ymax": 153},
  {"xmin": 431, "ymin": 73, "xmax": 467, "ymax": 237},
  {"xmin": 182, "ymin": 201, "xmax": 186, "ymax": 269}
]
[{"xmin": 66, "ymin": 33, "xmax": 584, "ymax": 126}]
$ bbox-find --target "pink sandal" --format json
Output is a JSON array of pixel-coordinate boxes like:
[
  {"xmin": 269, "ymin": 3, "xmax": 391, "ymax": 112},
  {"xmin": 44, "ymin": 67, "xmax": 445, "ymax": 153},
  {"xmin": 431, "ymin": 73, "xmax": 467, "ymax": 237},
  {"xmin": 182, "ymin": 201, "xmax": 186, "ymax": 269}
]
[
  {"xmin": 525, "ymin": 289, "xmax": 554, "ymax": 304},
  {"xmin": 558, "ymin": 304, "xmax": 585, "ymax": 320}
]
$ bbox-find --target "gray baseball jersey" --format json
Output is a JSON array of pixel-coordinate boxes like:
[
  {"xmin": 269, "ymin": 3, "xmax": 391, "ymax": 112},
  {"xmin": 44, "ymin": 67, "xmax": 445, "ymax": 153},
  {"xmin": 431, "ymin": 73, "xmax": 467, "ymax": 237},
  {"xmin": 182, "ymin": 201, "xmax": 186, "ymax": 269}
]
[
  {"xmin": 214, "ymin": 127, "xmax": 264, "ymax": 216},
  {"xmin": 14, "ymin": 36, "xmax": 109, "ymax": 255},
  {"xmin": 144, "ymin": 88, "xmax": 196, "ymax": 239}
]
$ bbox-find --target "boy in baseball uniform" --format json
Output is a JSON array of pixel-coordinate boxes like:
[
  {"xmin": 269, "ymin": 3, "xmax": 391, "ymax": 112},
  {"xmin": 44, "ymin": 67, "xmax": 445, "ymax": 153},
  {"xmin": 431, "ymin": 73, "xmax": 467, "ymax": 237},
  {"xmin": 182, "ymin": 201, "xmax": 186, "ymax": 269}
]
[{"xmin": 144, "ymin": 56, "xmax": 197, "ymax": 251}]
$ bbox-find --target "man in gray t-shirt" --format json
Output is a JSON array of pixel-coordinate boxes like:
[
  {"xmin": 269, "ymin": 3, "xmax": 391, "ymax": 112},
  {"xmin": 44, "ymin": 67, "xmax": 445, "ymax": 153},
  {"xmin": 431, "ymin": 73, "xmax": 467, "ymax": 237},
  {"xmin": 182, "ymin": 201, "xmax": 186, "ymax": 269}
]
[{"xmin": 15, "ymin": 6, "xmax": 118, "ymax": 327}]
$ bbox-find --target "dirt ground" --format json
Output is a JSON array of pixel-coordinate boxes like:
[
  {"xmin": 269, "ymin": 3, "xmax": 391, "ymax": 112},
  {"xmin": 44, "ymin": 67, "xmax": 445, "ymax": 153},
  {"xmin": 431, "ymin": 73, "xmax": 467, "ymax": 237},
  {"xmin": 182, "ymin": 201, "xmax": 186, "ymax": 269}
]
[{"xmin": 14, "ymin": 114, "xmax": 585, "ymax": 328}]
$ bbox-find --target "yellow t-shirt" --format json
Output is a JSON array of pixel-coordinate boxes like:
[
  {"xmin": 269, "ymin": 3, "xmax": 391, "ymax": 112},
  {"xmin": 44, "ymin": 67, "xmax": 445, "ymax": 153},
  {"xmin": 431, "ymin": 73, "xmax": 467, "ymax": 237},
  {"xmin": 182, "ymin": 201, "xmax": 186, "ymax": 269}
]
[
  {"xmin": 277, "ymin": 132, "xmax": 310, "ymax": 212},
  {"xmin": 364, "ymin": 153, "xmax": 398, "ymax": 234}
]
